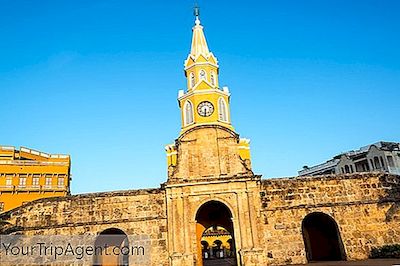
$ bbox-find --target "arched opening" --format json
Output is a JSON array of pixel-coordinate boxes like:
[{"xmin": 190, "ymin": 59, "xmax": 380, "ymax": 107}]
[
  {"xmin": 199, "ymin": 69, "xmax": 207, "ymax": 81},
  {"xmin": 218, "ymin": 97, "xmax": 228, "ymax": 122},
  {"xmin": 344, "ymin": 165, "xmax": 350, "ymax": 174},
  {"xmin": 93, "ymin": 228, "xmax": 129, "ymax": 266},
  {"xmin": 190, "ymin": 72, "xmax": 196, "ymax": 88},
  {"xmin": 302, "ymin": 212, "xmax": 346, "ymax": 262},
  {"xmin": 195, "ymin": 200, "xmax": 237, "ymax": 266},
  {"xmin": 210, "ymin": 72, "xmax": 215, "ymax": 86},
  {"xmin": 184, "ymin": 100, "xmax": 194, "ymax": 126}
]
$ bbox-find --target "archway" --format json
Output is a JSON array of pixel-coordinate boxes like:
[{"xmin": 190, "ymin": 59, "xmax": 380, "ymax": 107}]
[
  {"xmin": 195, "ymin": 200, "xmax": 237, "ymax": 266},
  {"xmin": 302, "ymin": 212, "xmax": 346, "ymax": 262},
  {"xmin": 93, "ymin": 228, "xmax": 129, "ymax": 266}
]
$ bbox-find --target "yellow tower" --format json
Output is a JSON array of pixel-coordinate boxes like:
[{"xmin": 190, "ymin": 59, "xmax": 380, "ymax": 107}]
[
  {"xmin": 178, "ymin": 10, "xmax": 233, "ymax": 134},
  {"xmin": 165, "ymin": 9, "xmax": 251, "ymax": 181}
]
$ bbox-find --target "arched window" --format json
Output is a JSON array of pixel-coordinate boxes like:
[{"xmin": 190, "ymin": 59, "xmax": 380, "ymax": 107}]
[
  {"xmin": 190, "ymin": 73, "xmax": 195, "ymax": 88},
  {"xmin": 210, "ymin": 72, "xmax": 215, "ymax": 86},
  {"xmin": 184, "ymin": 100, "xmax": 194, "ymax": 126},
  {"xmin": 344, "ymin": 165, "xmax": 350, "ymax": 174},
  {"xmin": 218, "ymin": 97, "xmax": 228, "ymax": 122},
  {"xmin": 199, "ymin": 69, "xmax": 206, "ymax": 81}
]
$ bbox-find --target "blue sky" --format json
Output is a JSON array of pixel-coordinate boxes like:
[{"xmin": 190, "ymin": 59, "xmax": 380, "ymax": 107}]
[{"xmin": 1, "ymin": 0, "xmax": 399, "ymax": 194}]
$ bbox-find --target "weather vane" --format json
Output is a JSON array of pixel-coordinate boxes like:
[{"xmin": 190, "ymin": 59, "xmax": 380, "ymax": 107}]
[{"xmin": 194, "ymin": 3, "xmax": 200, "ymax": 18}]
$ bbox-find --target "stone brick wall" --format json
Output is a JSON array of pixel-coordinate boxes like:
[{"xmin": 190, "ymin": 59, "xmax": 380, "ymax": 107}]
[
  {"xmin": 0, "ymin": 188, "xmax": 169, "ymax": 266},
  {"xmin": 1, "ymin": 172, "xmax": 399, "ymax": 266},
  {"xmin": 259, "ymin": 173, "xmax": 400, "ymax": 265}
]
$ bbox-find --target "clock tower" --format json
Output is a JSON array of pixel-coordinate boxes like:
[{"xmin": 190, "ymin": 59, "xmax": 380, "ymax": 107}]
[
  {"xmin": 178, "ymin": 9, "xmax": 233, "ymax": 134},
  {"xmin": 165, "ymin": 9, "xmax": 252, "ymax": 182}
]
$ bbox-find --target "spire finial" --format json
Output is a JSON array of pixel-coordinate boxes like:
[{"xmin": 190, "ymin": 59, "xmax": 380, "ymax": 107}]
[{"xmin": 194, "ymin": 4, "xmax": 200, "ymax": 25}]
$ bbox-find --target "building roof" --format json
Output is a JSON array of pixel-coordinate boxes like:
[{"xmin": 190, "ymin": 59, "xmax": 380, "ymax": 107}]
[
  {"xmin": 335, "ymin": 141, "xmax": 400, "ymax": 159},
  {"xmin": 0, "ymin": 145, "xmax": 70, "ymax": 165},
  {"xmin": 190, "ymin": 16, "xmax": 210, "ymax": 57},
  {"xmin": 299, "ymin": 158, "xmax": 340, "ymax": 176}
]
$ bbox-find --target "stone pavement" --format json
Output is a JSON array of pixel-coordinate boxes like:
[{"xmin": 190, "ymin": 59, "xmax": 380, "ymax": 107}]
[{"xmin": 290, "ymin": 259, "xmax": 400, "ymax": 266}]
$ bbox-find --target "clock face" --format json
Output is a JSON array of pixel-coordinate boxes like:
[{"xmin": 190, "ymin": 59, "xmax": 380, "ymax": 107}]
[{"xmin": 197, "ymin": 101, "xmax": 214, "ymax": 117}]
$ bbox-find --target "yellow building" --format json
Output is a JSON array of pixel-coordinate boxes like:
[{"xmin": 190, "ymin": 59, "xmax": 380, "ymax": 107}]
[
  {"xmin": 201, "ymin": 226, "xmax": 234, "ymax": 260},
  {"xmin": 0, "ymin": 146, "xmax": 71, "ymax": 212}
]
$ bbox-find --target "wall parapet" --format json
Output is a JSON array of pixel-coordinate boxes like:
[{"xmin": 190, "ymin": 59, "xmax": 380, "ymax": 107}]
[{"xmin": 260, "ymin": 173, "xmax": 400, "ymax": 211}]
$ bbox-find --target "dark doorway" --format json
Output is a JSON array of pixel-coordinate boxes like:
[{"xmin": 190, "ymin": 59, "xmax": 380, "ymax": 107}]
[
  {"xmin": 195, "ymin": 201, "xmax": 237, "ymax": 266},
  {"xmin": 302, "ymin": 212, "xmax": 346, "ymax": 262},
  {"xmin": 93, "ymin": 228, "xmax": 129, "ymax": 266}
]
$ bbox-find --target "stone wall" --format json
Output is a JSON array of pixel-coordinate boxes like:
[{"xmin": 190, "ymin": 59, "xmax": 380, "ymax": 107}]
[
  {"xmin": 1, "ymin": 172, "xmax": 399, "ymax": 266},
  {"xmin": 0, "ymin": 188, "xmax": 169, "ymax": 266},
  {"xmin": 168, "ymin": 126, "xmax": 252, "ymax": 182},
  {"xmin": 259, "ymin": 173, "xmax": 400, "ymax": 265}
]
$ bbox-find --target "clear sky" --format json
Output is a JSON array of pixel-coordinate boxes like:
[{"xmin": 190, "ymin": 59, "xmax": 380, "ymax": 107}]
[{"xmin": 1, "ymin": 0, "xmax": 399, "ymax": 194}]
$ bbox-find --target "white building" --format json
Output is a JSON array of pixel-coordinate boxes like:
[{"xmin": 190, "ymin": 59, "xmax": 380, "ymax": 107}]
[{"xmin": 299, "ymin": 141, "xmax": 400, "ymax": 176}]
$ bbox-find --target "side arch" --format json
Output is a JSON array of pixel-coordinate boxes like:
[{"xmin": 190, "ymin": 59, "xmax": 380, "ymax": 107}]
[
  {"xmin": 93, "ymin": 228, "xmax": 129, "ymax": 266},
  {"xmin": 302, "ymin": 212, "xmax": 346, "ymax": 262}
]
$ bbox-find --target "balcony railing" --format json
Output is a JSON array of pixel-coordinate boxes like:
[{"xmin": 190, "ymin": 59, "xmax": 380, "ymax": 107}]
[
  {"xmin": 0, "ymin": 160, "xmax": 69, "ymax": 166},
  {"xmin": 0, "ymin": 185, "xmax": 67, "ymax": 192}
]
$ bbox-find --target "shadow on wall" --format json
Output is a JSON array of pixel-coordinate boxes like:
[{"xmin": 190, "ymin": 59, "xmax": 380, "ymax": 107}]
[
  {"xmin": 370, "ymin": 244, "xmax": 400, "ymax": 259},
  {"xmin": 0, "ymin": 213, "xmax": 20, "ymax": 234}
]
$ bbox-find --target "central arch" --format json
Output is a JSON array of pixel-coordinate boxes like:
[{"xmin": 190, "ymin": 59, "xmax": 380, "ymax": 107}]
[
  {"xmin": 302, "ymin": 212, "xmax": 346, "ymax": 262},
  {"xmin": 195, "ymin": 200, "xmax": 237, "ymax": 266}
]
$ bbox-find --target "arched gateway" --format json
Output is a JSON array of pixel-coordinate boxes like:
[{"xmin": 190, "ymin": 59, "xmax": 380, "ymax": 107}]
[
  {"xmin": 302, "ymin": 212, "xmax": 346, "ymax": 262},
  {"xmin": 195, "ymin": 201, "xmax": 237, "ymax": 266}
]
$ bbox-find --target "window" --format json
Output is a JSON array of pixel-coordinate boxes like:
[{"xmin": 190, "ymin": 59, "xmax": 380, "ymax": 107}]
[
  {"xmin": 370, "ymin": 159, "xmax": 375, "ymax": 170},
  {"xmin": 6, "ymin": 176, "xmax": 12, "ymax": 187},
  {"xmin": 19, "ymin": 176, "xmax": 27, "ymax": 187},
  {"xmin": 45, "ymin": 176, "xmax": 52, "ymax": 188},
  {"xmin": 184, "ymin": 101, "xmax": 194, "ymax": 126},
  {"xmin": 199, "ymin": 69, "xmax": 206, "ymax": 80},
  {"xmin": 210, "ymin": 72, "xmax": 215, "ymax": 86},
  {"xmin": 190, "ymin": 72, "xmax": 195, "ymax": 88},
  {"xmin": 344, "ymin": 165, "xmax": 350, "ymax": 174},
  {"xmin": 387, "ymin": 156, "xmax": 395, "ymax": 167},
  {"xmin": 218, "ymin": 97, "xmax": 228, "ymax": 122},
  {"xmin": 363, "ymin": 162, "xmax": 370, "ymax": 171},
  {"xmin": 380, "ymin": 156, "xmax": 385, "ymax": 170},
  {"xmin": 0, "ymin": 202, "xmax": 4, "ymax": 212},
  {"xmin": 58, "ymin": 177, "xmax": 65, "ymax": 187},
  {"xmin": 32, "ymin": 175, "xmax": 40, "ymax": 187},
  {"xmin": 374, "ymin": 157, "xmax": 381, "ymax": 170}
]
